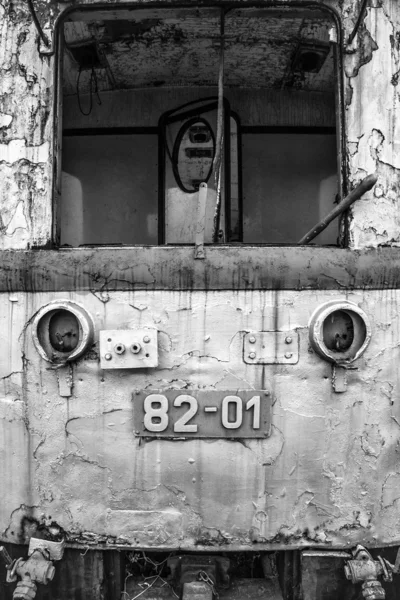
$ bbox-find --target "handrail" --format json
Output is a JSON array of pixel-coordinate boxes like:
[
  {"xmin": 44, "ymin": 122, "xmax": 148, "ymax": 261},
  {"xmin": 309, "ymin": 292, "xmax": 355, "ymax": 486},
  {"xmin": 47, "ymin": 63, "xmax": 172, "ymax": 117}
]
[{"xmin": 298, "ymin": 173, "xmax": 377, "ymax": 245}]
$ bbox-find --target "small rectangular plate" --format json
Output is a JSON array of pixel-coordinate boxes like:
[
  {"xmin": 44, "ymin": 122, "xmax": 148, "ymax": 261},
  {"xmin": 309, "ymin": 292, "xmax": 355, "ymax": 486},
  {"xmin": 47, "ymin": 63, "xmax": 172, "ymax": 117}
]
[
  {"xmin": 243, "ymin": 331, "xmax": 299, "ymax": 364},
  {"xmin": 100, "ymin": 329, "xmax": 158, "ymax": 369},
  {"xmin": 133, "ymin": 390, "xmax": 271, "ymax": 438}
]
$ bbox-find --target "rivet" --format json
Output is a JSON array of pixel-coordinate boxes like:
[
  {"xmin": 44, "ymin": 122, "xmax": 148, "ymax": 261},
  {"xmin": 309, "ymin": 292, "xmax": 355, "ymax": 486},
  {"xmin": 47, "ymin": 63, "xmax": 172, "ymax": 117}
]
[
  {"xmin": 285, "ymin": 352, "xmax": 293, "ymax": 359},
  {"xmin": 143, "ymin": 336, "xmax": 151, "ymax": 343},
  {"xmin": 285, "ymin": 336, "xmax": 292, "ymax": 344},
  {"xmin": 105, "ymin": 353, "xmax": 112, "ymax": 361},
  {"xmin": 249, "ymin": 335, "xmax": 256, "ymax": 344},
  {"xmin": 249, "ymin": 351, "xmax": 256, "ymax": 359},
  {"xmin": 264, "ymin": 391, "xmax": 270, "ymax": 396}
]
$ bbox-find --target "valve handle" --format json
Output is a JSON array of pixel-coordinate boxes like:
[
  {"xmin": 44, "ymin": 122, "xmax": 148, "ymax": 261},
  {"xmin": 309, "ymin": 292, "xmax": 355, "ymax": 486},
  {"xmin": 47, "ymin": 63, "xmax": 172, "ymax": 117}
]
[
  {"xmin": 382, "ymin": 547, "xmax": 400, "ymax": 575},
  {"xmin": 394, "ymin": 547, "xmax": 400, "ymax": 573}
]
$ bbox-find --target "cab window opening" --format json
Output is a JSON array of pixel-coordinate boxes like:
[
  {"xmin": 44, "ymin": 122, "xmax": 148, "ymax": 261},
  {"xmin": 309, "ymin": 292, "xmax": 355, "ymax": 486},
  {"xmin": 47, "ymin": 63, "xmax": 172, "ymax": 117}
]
[{"xmin": 58, "ymin": 4, "xmax": 341, "ymax": 247}]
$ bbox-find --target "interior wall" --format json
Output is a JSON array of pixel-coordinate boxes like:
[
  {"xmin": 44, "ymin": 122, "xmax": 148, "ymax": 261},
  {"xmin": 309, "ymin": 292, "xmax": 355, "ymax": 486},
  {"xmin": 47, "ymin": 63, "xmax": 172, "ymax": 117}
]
[
  {"xmin": 61, "ymin": 134, "xmax": 158, "ymax": 246},
  {"xmin": 242, "ymin": 133, "xmax": 338, "ymax": 244},
  {"xmin": 63, "ymin": 88, "xmax": 336, "ymax": 130},
  {"xmin": 62, "ymin": 87, "xmax": 337, "ymax": 245}
]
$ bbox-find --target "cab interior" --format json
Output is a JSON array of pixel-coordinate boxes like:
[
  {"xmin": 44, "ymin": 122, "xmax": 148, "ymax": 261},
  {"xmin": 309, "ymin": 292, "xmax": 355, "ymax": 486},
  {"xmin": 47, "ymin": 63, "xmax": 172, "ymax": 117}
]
[{"xmin": 60, "ymin": 5, "xmax": 340, "ymax": 246}]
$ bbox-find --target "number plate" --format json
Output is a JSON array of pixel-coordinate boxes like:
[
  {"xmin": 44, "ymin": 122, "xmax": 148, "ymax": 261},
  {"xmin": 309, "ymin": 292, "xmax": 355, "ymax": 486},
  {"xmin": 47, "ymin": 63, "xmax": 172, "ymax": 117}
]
[{"xmin": 133, "ymin": 390, "xmax": 271, "ymax": 438}]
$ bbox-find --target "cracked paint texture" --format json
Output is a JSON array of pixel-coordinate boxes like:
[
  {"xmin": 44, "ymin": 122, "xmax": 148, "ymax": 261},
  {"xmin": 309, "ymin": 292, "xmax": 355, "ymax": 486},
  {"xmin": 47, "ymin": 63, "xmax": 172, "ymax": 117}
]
[
  {"xmin": 0, "ymin": 0, "xmax": 54, "ymax": 248},
  {"xmin": 0, "ymin": 0, "xmax": 400, "ymax": 248},
  {"xmin": 1, "ymin": 290, "xmax": 400, "ymax": 550},
  {"xmin": 2, "ymin": 0, "xmax": 400, "ymax": 554},
  {"xmin": 345, "ymin": 0, "xmax": 400, "ymax": 247}
]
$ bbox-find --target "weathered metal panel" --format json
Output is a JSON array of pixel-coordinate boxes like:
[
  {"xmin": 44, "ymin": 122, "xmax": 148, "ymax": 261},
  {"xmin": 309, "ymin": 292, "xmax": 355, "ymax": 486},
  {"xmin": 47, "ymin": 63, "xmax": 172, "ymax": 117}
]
[
  {"xmin": 1, "ymin": 247, "xmax": 400, "ymax": 292},
  {"xmin": 1, "ymin": 0, "xmax": 400, "ymax": 572},
  {"xmin": 0, "ymin": 289, "xmax": 400, "ymax": 551}
]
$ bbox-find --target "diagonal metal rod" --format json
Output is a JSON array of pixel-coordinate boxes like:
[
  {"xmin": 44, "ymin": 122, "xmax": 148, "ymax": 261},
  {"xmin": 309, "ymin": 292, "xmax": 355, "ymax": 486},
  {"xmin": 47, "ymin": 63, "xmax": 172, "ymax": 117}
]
[
  {"xmin": 298, "ymin": 173, "xmax": 377, "ymax": 245},
  {"xmin": 212, "ymin": 8, "xmax": 225, "ymax": 243}
]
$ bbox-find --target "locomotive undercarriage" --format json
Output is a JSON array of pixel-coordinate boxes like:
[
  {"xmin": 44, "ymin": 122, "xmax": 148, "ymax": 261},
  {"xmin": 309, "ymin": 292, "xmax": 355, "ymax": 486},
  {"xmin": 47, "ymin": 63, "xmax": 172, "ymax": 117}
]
[{"xmin": 2, "ymin": 544, "xmax": 400, "ymax": 600}]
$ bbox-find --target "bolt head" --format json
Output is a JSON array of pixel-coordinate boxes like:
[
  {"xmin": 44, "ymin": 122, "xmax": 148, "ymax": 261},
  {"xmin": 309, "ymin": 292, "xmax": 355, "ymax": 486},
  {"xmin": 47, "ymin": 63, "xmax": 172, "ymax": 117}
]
[
  {"xmin": 285, "ymin": 336, "xmax": 293, "ymax": 344},
  {"xmin": 131, "ymin": 342, "xmax": 142, "ymax": 354},
  {"xmin": 249, "ymin": 351, "xmax": 256, "ymax": 359},
  {"xmin": 105, "ymin": 353, "xmax": 112, "ymax": 361},
  {"xmin": 143, "ymin": 336, "xmax": 151, "ymax": 343},
  {"xmin": 285, "ymin": 352, "xmax": 293, "ymax": 359},
  {"xmin": 249, "ymin": 335, "xmax": 256, "ymax": 344}
]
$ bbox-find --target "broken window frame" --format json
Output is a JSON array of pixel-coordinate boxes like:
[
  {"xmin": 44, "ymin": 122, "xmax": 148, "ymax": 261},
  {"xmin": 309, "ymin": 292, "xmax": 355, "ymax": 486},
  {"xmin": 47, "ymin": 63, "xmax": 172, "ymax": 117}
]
[{"xmin": 53, "ymin": 1, "xmax": 345, "ymax": 249}]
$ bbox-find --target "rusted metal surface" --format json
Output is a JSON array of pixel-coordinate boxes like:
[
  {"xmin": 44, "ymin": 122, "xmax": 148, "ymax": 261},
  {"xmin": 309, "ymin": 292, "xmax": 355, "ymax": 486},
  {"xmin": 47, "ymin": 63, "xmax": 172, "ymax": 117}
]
[{"xmin": 2, "ymin": 247, "xmax": 400, "ymax": 291}]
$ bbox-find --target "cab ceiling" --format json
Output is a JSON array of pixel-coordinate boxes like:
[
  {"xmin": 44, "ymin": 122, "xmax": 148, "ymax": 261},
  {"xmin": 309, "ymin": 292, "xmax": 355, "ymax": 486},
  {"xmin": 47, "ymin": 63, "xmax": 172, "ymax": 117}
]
[{"xmin": 62, "ymin": 8, "xmax": 335, "ymax": 95}]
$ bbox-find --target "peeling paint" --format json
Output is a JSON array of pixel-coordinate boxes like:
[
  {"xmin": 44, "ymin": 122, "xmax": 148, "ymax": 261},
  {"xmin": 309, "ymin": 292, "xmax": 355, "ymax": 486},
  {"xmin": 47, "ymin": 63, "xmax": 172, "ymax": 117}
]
[
  {"xmin": 0, "ymin": 289, "xmax": 399, "ymax": 552},
  {"xmin": 2, "ymin": 0, "xmax": 400, "ymax": 572}
]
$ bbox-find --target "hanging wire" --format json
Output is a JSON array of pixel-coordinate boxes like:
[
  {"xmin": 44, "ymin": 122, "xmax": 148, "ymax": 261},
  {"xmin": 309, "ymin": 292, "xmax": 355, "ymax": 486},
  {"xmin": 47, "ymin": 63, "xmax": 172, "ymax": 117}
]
[
  {"xmin": 122, "ymin": 552, "xmax": 178, "ymax": 600},
  {"xmin": 26, "ymin": 0, "xmax": 50, "ymax": 47},
  {"xmin": 76, "ymin": 66, "xmax": 102, "ymax": 116},
  {"xmin": 212, "ymin": 8, "xmax": 225, "ymax": 243},
  {"xmin": 348, "ymin": 0, "xmax": 369, "ymax": 44}
]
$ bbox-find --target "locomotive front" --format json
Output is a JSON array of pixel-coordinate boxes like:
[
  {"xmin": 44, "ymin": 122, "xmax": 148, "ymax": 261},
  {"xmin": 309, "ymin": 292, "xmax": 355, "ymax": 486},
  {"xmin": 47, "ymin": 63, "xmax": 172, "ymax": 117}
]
[{"xmin": 1, "ymin": 1, "xmax": 400, "ymax": 599}]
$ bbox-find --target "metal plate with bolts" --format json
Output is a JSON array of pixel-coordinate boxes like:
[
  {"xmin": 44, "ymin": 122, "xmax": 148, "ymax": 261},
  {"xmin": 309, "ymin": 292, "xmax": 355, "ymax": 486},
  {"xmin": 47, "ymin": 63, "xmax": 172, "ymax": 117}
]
[
  {"xmin": 133, "ymin": 389, "xmax": 271, "ymax": 438},
  {"xmin": 243, "ymin": 331, "xmax": 299, "ymax": 364},
  {"xmin": 100, "ymin": 329, "xmax": 158, "ymax": 369}
]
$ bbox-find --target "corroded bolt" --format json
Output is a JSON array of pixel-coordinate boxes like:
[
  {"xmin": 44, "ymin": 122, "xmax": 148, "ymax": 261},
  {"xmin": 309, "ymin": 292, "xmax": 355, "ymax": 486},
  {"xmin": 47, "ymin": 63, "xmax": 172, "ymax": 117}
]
[
  {"xmin": 249, "ymin": 351, "xmax": 256, "ymax": 359},
  {"xmin": 285, "ymin": 352, "xmax": 293, "ymax": 359},
  {"xmin": 285, "ymin": 336, "xmax": 292, "ymax": 344},
  {"xmin": 249, "ymin": 335, "xmax": 256, "ymax": 344},
  {"xmin": 131, "ymin": 343, "xmax": 141, "ymax": 354},
  {"xmin": 143, "ymin": 336, "xmax": 151, "ymax": 343},
  {"xmin": 104, "ymin": 353, "xmax": 112, "ymax": 361},
  {"xmin": 114, "ymin": 343, "xmax": 126, "ymax": 355}
]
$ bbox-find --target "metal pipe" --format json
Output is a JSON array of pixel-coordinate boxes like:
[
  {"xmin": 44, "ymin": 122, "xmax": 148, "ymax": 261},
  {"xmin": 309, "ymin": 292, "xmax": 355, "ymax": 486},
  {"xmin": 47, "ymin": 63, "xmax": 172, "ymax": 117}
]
[
  {"xmin": 212, "ymin": 8, "xmax": 225, "ymax": 243},
  {"xmin": 298, "ymin": 173, "xmax": 377, "ymax": 245},
  {"xmin": 26, "ymin": 0, "xmax": 50, "ymax": 48},
  {"xmin": 194, "ymin": 183, "xmax": 208, "ymax": 259},
  {"xmin": 348, "ymin": 0, "xmax": 369, "ymax": 45}
]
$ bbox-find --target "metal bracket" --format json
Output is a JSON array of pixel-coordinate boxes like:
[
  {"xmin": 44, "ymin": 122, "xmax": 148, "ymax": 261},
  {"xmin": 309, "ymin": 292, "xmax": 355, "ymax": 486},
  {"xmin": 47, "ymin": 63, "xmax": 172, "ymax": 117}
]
[
  {"xmin": 243, "ymin": 331, "xmax": 299, "ymax": 365},
  {"xmin": 100, "ymin": 329, "xmax": 158, "ymax": 369},
  {"xmin": 332, "ymin": 364, "xmax": 347, "ymax": 393}
]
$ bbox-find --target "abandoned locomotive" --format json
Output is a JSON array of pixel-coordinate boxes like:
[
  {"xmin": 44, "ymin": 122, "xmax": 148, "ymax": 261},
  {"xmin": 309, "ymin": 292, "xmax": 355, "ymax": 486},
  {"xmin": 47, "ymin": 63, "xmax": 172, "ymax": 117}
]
[{"xmin": 1, "ymin": 0, "xmax": 400, "ymax": 598}]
